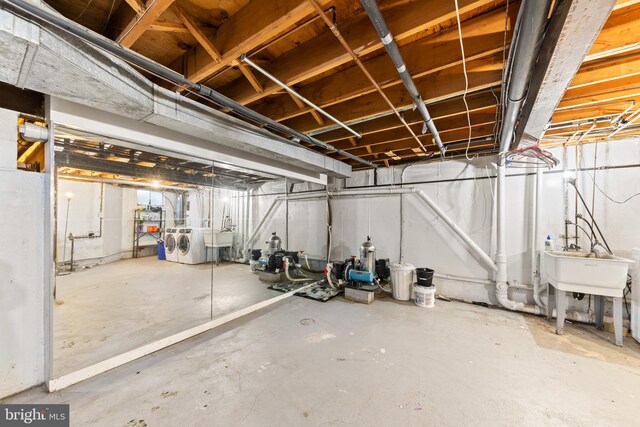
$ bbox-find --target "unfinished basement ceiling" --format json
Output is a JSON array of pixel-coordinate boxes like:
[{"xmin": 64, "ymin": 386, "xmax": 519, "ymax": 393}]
[
  {"xmin": 44, "ymin": 0, "xmax": 640, "ymax": 168},
  {"xmin": 54, "ymin": 126, "xmax": 279, "ymax": 189}
]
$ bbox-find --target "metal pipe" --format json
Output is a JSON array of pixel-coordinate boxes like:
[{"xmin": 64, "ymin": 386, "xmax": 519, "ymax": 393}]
[
  {"xmin": 306, "ymin": 0, "xmax": 432, "ymax": 155},
  {"xmin": 359, "ymin": 0, "xmax": 445, "ymax": 156},
  {"xmin": 241, "ymin": 55, "xmax": 361, "ymax": 138},
  {"xmin": 498, "ymin": 0, "xmax": 552, "ymax": 152},
  {"xmin": 4, "ymin": 0, "xmax": 377, "ymax": 169}
]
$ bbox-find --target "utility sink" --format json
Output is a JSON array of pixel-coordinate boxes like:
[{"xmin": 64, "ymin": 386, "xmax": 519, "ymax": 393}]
[
  {"xmin": 204, "ymin": 231, "xmax": 236, "ymax": 248},
  {"xmin": 543, "ymin": 250, "xmax": 633, "ymax": 297}
]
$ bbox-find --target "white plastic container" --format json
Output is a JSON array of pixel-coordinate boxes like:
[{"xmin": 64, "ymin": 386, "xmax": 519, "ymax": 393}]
[
  {"xmin": 390, "ymin": 262, "xmax": 415, "ymax": 301},
  {"xmin": 415, "ymin": 285, "xmax": 435, "ymax": 308}
]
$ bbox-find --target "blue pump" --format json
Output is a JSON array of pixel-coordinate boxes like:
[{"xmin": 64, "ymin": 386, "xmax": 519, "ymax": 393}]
[{"xmin": 348, "ymin": 269, "xmax": 374, "ymax": 283}]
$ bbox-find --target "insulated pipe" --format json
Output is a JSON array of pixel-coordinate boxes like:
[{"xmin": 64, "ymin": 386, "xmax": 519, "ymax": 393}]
[
  {"xmin": 498, "ymin": 0, "xmax": 553, "ymax": 152},
  {"xmin": 359, "ymin": 0, "xmax": 445, "ymax": 156},
  {"xmin": 4, "ymin": 0, "xmax": 377, "ymax": 169},
  {"xmin": 241, "ymin": 55, "xmax": 362, "ymax": 139}
]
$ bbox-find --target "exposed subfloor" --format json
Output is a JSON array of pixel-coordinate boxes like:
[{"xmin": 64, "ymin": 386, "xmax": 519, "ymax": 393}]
[
  {"xmin": 53, "ymin": 258, "xmax": 279, "ymax": 375},
  {"xmin": 7, "ymin": 295, "xmax": 640, "ymax": 426}
]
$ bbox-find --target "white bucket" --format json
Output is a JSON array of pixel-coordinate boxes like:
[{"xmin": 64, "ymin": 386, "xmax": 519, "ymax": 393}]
[
  {"xmin": 414, "ymin": 285, "xmax": 435, "ymax": 308},
  {"xmin": 390, "ymin": 262, "xmax": 415, "ymax": 301}
]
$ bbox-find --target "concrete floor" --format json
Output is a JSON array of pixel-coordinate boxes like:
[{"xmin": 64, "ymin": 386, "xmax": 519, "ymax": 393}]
[
  {"xmin": 8, "ymin": 292, "xmax": 640, "ymax": 426},
  {"xmin": 54, "ymin": 258, "xmax": 279, "ymax": 375}
]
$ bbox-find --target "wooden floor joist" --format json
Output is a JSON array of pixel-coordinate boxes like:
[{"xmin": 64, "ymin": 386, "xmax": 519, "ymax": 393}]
[{"xmin": 45, "ymin": 0, "xmax": 640, "ymax": 165}]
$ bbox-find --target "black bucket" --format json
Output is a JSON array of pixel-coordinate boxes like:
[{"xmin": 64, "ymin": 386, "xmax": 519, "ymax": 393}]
[{"xmin": 416, "ymin": 267, "xmax": 434, "ymax": 287}]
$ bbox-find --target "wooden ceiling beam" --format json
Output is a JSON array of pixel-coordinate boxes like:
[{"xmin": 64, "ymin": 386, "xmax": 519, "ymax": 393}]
[
  {"xmin": 148, "ymin": 21, "xmax": 189, "ymax": 33},
  {"xmin": 332, "ymin": 111, "xmax": 497, "ymax": 150},
  {"xmin": 218, "ymin": 0, "xmax": 496, "ymax": 106},
  {"xmin": 332, "ymin": 124, "xmax": 495, "ymax": 159},
  {"xmin": 558, "ymin": 76, "xmax": 640, "ymax": 110},
  {"xmin": 570, "ymin": 51, "xmax": 640, "ymax": 89},
  {"xmin": 551, "ymin": 100, "xmax": 638, "ymax": 124},
  {"xmin": 286, "ymin": 91, "xmax": 325, "ymax": 126},
  {"xmin": 281, "ymin": 54, "xmax": 504, "ymax": 134},
  {"xmin": 248, "ymin": 4, "xmax": 515, "ymax": 124},
  {"xmin": 172, "ymin": 3, "xmax": 221, "ymax": 62},
  {"xmin": 317, "ymin": 91, "xmax": 498, "ymax": 143},
  {"xmin": 173, "ymin": 0, "xmax": 334, "ymax": 87},
  {"xmin": 235, "ymin": 61, "xmax": 264, "ymax": 94},
  {"xmin": 585, "ymin": 3, "xmax": 640, "ymax": 61},
  {"xmin": 117, "ymin": 0, "xmax": 176, "ymax": 47},
  {"xmin": 124, "ymin": 0, "xmax": 145, "ymax": 15}
]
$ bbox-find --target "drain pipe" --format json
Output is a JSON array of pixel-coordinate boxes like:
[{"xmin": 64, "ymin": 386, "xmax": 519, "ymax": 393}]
[
  {"xmin": 495, "ymin": 162, "xmax": 543, "ymax": 314},
  {"xmin": 532, "ymin": 167, "xmax": 545, "ymax": 307},
  {"xmin": 498, "ymin": 0, "xmax": 552, "ymax": 152},
  {"xmin": 4, "ymin": 0, "xmax": 376, "ymax": 169},
  {"xmin": 359, "ymin": 0, "xmax": 445, "ymax": 156}
]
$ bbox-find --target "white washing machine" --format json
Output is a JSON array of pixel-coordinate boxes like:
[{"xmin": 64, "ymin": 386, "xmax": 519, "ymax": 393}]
[
  {"xmin": 177, "ymin": 228, "xmax": 208, "ymax": 265},
  {"xmin": 164, "ymin": 228, "xmax": 179, "ymax": 262}
]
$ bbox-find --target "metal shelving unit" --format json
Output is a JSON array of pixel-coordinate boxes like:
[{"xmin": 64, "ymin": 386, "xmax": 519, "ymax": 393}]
[{"xmin": 132, "ymin": 208, "xmax": 165, "ymax": 258}]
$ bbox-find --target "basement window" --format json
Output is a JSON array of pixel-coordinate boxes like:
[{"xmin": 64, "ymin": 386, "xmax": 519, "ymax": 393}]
[{"xmin": 137, "ymin": 190, "xmax": 164, "ymax": 207}]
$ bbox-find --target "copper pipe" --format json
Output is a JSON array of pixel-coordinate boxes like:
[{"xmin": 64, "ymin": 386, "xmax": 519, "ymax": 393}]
[{"xmin": 306, "ymin": 0, "xmax": 429, "ymax": 154}]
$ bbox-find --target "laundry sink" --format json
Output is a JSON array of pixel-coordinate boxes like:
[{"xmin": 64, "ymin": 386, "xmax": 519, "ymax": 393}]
[
  {"xmin": 204, "ymin": 231, "xmax": 236, "ymax": 248},
  {"xmin": 543, "ymin": 250, "xmax": 633, "ymax": 297}
]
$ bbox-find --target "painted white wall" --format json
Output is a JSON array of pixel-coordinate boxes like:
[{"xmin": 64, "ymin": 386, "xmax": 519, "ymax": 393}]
[
  {"xmin": 56, "ymin": 180, "xmax": 181, "ymax": 264},
  {"xmin": 251, "ymin": 138, "xmax": 640, "ymax": 306},
  {"xmin": 0, "ymin": 108, "xmax": 45, "ymax": 398}
]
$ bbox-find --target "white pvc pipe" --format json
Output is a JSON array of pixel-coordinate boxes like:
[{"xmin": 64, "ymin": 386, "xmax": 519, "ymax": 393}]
[
  {"xmin": 244, "ymin": 197, "xmax": 282, "ymax": 251},
  {"xmin": 532, "ymin": 168, "xmax": 545, "ymax": 307},
  {"xmin": 414, "ymin": 188, "xmax": 498, "ymax": 272},
  {"xmin": 19, "ymin": 122, "xmax": 49, "ymax": 142},
  {"xmin": 494, "ymin": 163, "xmax": 543, "ymax": 314},
  {"xmin": 244, "ymin": 186, "xmax": 497, "ymax": 275}
]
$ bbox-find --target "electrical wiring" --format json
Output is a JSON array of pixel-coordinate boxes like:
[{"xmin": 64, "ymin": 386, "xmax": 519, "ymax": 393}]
[
  {"xmin": 453, "ymin": 0, "xmax": 475, "ymax": 161},
  {"xmin": 579, "ymin": 143, "xmax": 640, "ymax": 204}
]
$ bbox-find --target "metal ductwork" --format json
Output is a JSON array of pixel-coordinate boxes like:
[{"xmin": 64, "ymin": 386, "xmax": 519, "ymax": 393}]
[
  {"xmin": 359, "ymin": 0, "xmax": 445, "ymax": 156},
  {"xmin": 498, "ymin": 0, "xmax": 553, "ymax": 153},
  {"xmin": 3, "ymin": 0, "xmax": 377, "ymax": 169}
]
